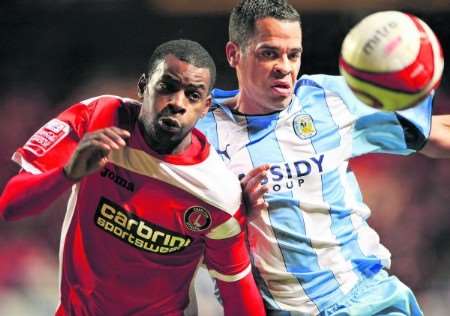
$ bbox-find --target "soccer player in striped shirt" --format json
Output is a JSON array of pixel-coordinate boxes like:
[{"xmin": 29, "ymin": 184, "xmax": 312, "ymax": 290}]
[
  {"xmin": 0, "ymin": 39, "xmax": 265, "ymax": 316},
  {"xmin": 197, "ymin": 0, "xmax": 450, "ymax": 315}
]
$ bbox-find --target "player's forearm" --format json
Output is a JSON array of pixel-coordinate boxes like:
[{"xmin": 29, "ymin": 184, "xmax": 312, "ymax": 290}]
[
  {"xmin": 420, "ymin": 115, "xmax": 450, "ymax": 158},
  {"xmin": 218, "ymin": 273, "xmax": 266, "ymax": 316},
  {"xmin": 0, "ymin": 167, "xmax": 74, "ymax": 221}
]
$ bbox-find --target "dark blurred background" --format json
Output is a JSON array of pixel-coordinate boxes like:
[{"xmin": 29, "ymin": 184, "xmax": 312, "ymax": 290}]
[{"xmin": 0, "ymin": 1, "xmax": 449, "ymax": 315}]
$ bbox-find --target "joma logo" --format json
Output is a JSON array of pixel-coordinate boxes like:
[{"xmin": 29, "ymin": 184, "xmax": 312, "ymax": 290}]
[{"xmin": 100, "ymin": 167, "xmax": 135, "ymax": 192}]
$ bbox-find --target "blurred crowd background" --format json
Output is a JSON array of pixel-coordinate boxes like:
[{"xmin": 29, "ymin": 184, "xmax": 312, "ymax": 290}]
[{"xmin": 0, "ymin": 1, "xmax": 449, "ymax": 315}]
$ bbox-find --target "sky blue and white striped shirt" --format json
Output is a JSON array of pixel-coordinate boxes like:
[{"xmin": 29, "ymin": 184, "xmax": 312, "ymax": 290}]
[{"xmin": 197, "ymin": 74, "xmax": 433, "ymax": 314}]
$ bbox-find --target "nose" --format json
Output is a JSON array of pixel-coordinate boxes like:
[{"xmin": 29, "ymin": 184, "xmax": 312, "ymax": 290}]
[
  {"xmin": 167, "ymin": 90, "xmax": 187, "ymax": 114},
  {"xmin": 273, "ymin": 55, "xmax": 291, "ymax": 77}
]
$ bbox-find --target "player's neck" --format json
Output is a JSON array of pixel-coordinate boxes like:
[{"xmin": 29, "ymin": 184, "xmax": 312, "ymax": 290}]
[
  {"xmin": 138, "ymin": 120, "xmax": 191, "ymax": 155},
  {"xmin": 234, "ymin": 91, "xmax": 289, "ymax": 115},
  {"xmin": 156, "ymin": 135, "xmax": 192, "ymax": 155}
]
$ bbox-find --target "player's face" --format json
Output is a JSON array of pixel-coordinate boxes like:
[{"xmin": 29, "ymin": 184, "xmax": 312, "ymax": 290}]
[
  {"xmin": 139, "ymin": 54, "xmax": 211, "ymax": 152},
  {"xmin": 230, "ymin": 17, "xmax": 302, "ymax": 114}
]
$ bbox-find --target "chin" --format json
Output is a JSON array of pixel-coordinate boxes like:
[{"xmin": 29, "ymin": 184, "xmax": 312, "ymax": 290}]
[{"xmin": 268, "ymin": 95, "xmax": 291, "ymax": 109}]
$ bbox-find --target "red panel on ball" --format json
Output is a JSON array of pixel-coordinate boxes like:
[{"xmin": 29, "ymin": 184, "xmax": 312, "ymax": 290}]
[{"xmin": 339, "ymin": 30, "xmax": 434, "ymax": 95}]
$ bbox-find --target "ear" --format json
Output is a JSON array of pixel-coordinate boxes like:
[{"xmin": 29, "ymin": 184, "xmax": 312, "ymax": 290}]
[
  {"xmin": 137, "ymin": 73, "xmax": 147, "ymax": 99},
  {"xmin": 200, "ymin": 96, "xmax": 212, "ymax": 118},
  {"xmin": 226, "ymin": 41, "xmax": 240, "ymax": 68}
]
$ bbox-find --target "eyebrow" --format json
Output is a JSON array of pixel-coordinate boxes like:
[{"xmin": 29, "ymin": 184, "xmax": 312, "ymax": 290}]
[
  {"xmin": 161, "ymin": 74, "xmax": 207, "ymax": 91},
  {"xmin": 186, "ymin": 83, "xmax": 207, "ymax": 91},
  {"xmin": 258, "ymin": 44, "xmax": 303, "ymax": 53},
  {"xmin": 161, "ymin": 73, "xmax": 180, "ymax": 82}
]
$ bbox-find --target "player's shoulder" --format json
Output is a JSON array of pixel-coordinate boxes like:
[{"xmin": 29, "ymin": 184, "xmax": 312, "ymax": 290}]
[
  {"xmin": 211, "ymin": 88, "xmax": 238, "ymax": 100},
  {"xmin": 185, "ymin": 130, "xmax": 242, "ymax": 216},
  {"xmin": 80, "ymin": 94, "xmax": 139, "ymax": 108},
  {"xmin": 295, "ymin": 74, "xmax": 367, "ymax": 110},
  {"xmin": 199, "ymin": 147, "xmax": 242, "ymax": 216},
  {"xmin": 295, "ymin": 74, "xmax": 348, "ymax": 93},
  {"xmin": 210, "ymin": 88, "xmax": 238, "ymax": 109},
  {"xmin": 76, "ymin": 95, "xmax": 141, "ymax": 131}
]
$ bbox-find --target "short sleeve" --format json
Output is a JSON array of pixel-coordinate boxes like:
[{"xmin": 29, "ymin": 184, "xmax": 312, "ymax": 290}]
[{"xmin": 302, "ymin": 74, "xmax": 434, "ymax": 157}]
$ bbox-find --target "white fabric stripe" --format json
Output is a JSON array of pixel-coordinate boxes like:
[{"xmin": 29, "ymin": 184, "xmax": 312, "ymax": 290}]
[
  {"xmin": 338, "ymin": 164, "xmax": 370, "ymax": 234},
  {"xmin": 248, "ymin": 210, "xmax": 319, "ymax": 314},
  {"xmin": 324, "ymin": 91, "xmax": 360, "ymax": 294},
  {"xmin": 79, "ymin": 94, "xmax": 134, "ymax": 105},
  {"xmin": 336, "ymin": 159, "xmax": 381, "ymax": 263},
  {"xmin": 11, "ymin": 152, "xmax": 42, "ymax": 174},
  {"xmin": 212, "ymin": 110, "xmax": 253, "ymax": 178},
  {"xmin": 336, "ymin": 163, "xmax": 387, "ymax": 265},
  {"xmin": 277, "ymin": 109, "xmax": 359, "ymax": 302},
  {"xmin": 325, "ymin": 90, "xmax": 369, "ymax": 217},
  {"xmin": 214, "ymin": 109, "xmax": 319, "ymax": 314},
  {"xmin": 57, "ymin": 183, "xmax": 80, "ymax": 308},
  {"xmin": 350, "ymin": 214, "xmax": 392, "ymax": 268},
  {"xmin": 208, "ymin": 263, "xmax": 252, "ymax": 282},
  {"xmin": 206, "ymin": 216, "xmax": 241, "ymax": 240},
  {"xmin": 327, "ymin": 89, "xmax": 391, "ymax": 272},
  {"xmin": 324, "ymin": 91, "xmax": 354, "ymax": 161},
  {"xmin": 109, "ymin": 147, "xmax": 241, "ymax": 215}
]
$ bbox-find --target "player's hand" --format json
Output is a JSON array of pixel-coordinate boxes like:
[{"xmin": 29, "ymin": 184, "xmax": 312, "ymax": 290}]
[
  {"xmin": 63, "ymin": 127, "xmax": 130, "ymax": 181},
  {"xmin": 240, "ymin": 164, "xmax": 270, "ymax": 218}
]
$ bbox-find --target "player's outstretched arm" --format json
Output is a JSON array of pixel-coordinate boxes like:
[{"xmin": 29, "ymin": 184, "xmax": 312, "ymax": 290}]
[
  {"xmin": 420, "ymin": 114, "xmax": 450, "ymax": 158},
  {"xmin": 0, "ymin": 167, "xmax": 74, "ymax": 221},
  {"xmin": 64, "ymin": 127, "xmax": 130, "ymax": 181},
  {"xmin": 0, "ymin": 127, "xmax": 130, "ymax": 221}
]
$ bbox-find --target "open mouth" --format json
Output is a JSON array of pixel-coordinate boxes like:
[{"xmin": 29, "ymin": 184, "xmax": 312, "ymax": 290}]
[
  {"xmin": 159, "ymin": 117, "xmax": 181, "ymax": 131},
  {"xmin": 271, "ymin": 81, "xmax": 291, "ymax": 97}
]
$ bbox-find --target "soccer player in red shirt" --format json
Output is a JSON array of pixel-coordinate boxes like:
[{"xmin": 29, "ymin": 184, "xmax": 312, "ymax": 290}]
[{"xmin": 0, "ymin": 39, "xmax": 265, "ymax": 316}]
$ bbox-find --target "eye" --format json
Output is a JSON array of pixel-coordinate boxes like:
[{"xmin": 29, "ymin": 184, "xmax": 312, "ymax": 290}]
[
  {"xmin": 288, "ymin": 51, "xmax": 301, "ymax": 61},
  {"xmin": 187, "ymin": 91, "xmax": 202, "ymax": 102},
  {"xmin": 157, "ymin": 81, "xmax": 168, "ymax": 91},
  {"xmin": 260, "ymin": 50, "xmax": 277, "ymax": 59},
  {"xmin": 157, "ymin": 81, "xmax": 177, "ymax": 93}
]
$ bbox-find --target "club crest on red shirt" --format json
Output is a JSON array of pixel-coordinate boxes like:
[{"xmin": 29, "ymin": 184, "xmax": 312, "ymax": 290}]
[
  {"xmin": 184, "ymin": 206, "xmax": 212, "ymax": 232},
  {"xmin": 24, "ymin": 119, "xmax": 70, "ymax": 157}
]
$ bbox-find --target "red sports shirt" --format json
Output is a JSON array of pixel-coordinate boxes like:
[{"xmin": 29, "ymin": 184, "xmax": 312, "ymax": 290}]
[{"xmin": 1, "ymin": 95, "xmax": 264, "ymax": 316}]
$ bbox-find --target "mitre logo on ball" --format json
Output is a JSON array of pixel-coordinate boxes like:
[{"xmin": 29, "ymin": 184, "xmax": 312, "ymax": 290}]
[{"xmin": 339, "ymin": 11, "xmax": 444, "ymax": 111}]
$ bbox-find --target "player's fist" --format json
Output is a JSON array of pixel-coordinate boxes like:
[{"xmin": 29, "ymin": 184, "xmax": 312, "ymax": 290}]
[{"xmin": 63, "ymin": 127, "xmax": 130, "ymax": 181}]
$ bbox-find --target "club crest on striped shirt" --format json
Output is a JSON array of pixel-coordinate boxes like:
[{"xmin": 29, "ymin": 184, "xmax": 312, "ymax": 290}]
[
  {"xmin": 293, "ymin": 114, "xmax": 317, "ymax": 140},
  {"xmin": 184, "ymin": 206, "xmax": 212, "ymax": 232}
]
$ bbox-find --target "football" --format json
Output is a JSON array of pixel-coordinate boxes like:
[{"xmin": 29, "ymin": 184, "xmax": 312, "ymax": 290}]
[{"xmin": 339, "ymin": 11, "xmax": 444, "ymax": 111}]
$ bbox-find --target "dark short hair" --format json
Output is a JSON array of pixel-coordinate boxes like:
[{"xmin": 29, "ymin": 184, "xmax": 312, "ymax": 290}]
[
  {"xmin": 229, "ymin": 0, "xmax": 301, "ymax": 49},
  {"xmin": 147, "ymin": 39, "xmax": 216, "ymax": 92}
]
